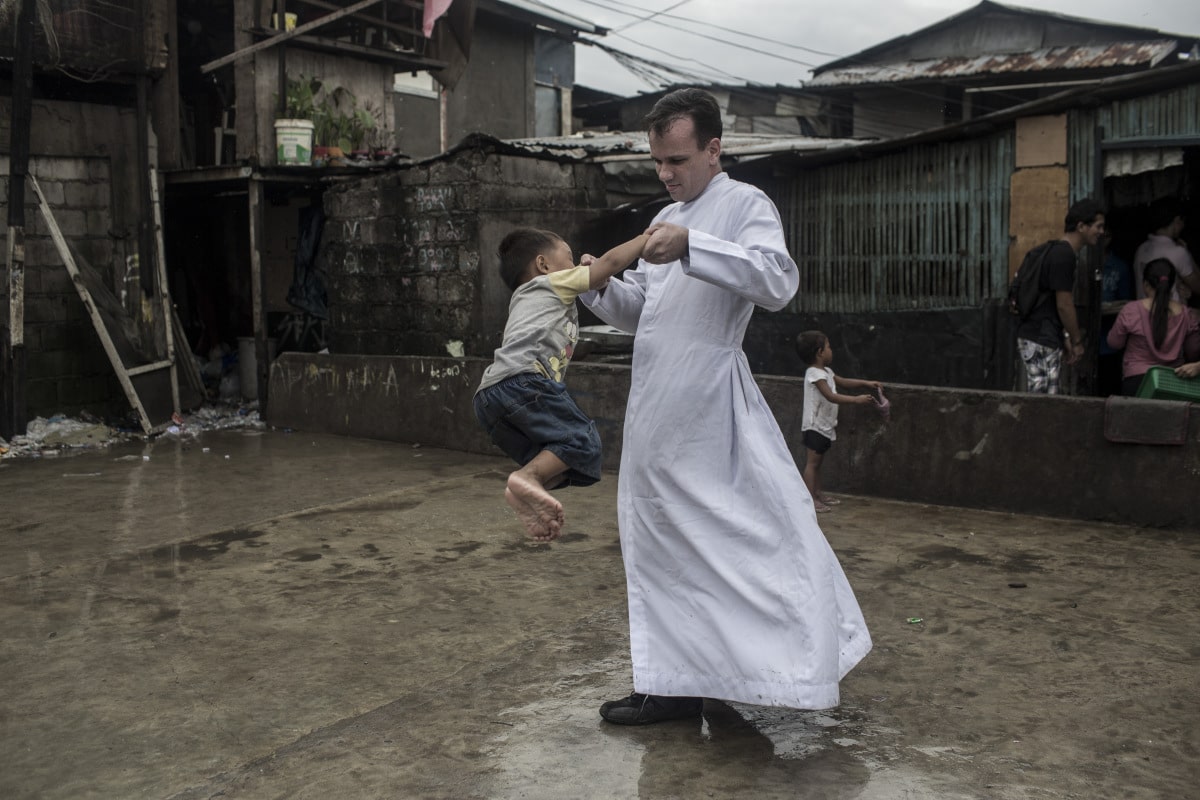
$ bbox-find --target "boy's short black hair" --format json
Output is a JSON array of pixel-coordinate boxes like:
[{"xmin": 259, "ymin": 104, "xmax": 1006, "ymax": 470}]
[
  {"xmin": 498, "ymin": 228, "xmax": 563, "ymax": 292},
  {"xmin": 795, "ymin": 330, "xmax": 828, "ymax": 366},
  {"xmin": 1064, "ymin": 199, "xmax": 1104, "ymax": 232}
]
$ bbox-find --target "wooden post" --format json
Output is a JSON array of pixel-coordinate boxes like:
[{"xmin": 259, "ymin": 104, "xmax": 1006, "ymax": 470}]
[
  {"xmin": 248, "ymin": 176, "xmax": 269, "ymax": 408},
  {"xmin": 3, "ymin": 0, "xmax": 35, "ymax": 439},
  {"xmin": 149, "ymin": 167, "xmax": 181, "ymax": 414}
]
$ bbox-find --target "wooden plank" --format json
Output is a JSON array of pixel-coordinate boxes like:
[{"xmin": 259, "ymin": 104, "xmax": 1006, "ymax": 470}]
[
  {"xmin": 30, "ymin": 176, "xmax": 154, "ymax": 435},
  {"xmin": 3, "ymin": 0, "xmax": 35, "ymax": 438},
  {"xmin": 201, "ymin": 0, "xmax": 385, "ymax": 74},
  {"xmin": 248, "ymin": 177, "xmax": 268, "ymax": 406},
  {"xmin": 126, "ymin": 360, "xmax": 174, "ymax": 377},
  {"xmin": 149, "ymin": 166, "xmax": 181, "ymax": 414},
  {"xmin": 3, "ymin": 230, "xmax": 26, "ymax": 440},
  {"xmin": 295, "ymin": 0, "xmax": 421, "ymax": 37}
]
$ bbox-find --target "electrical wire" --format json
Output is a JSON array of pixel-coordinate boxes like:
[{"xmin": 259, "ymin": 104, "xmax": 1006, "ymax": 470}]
[
  {"xmin": 558, "ymin": 0, "xmax": 1118, "ymax": 122},
  {"xmin": 611, "ymin": 0, "xmax": 697, "ymax": 34}
]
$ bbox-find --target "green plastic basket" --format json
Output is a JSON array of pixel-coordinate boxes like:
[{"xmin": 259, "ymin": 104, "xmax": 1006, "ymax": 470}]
[{"xmin": 1134, "ymin": 366, "xmax": 1200, "ymax": 402}]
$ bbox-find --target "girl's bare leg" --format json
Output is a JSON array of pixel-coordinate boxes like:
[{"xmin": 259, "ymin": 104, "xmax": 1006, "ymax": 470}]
[
  {"xmin": 506, "ymin": 450, "xmax": 569, "ymax": 541},
  {"xmin": 803, "ymin": 450, "xmax": 831, "ymax": 513}
]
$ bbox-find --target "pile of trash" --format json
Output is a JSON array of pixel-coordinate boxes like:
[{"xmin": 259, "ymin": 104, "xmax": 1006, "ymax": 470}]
[{"xmin": 0, "ymin": 403, "xmax": 267, "ymax": 460}]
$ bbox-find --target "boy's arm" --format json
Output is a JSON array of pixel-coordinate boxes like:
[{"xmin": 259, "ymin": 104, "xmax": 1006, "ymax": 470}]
[
  {"xmin": 586, "ymin": 234, "xmax": 650, "ymax": 291},
  {"xmin": 815, "ymin": 378, "xmax": 875, "ymax": 406}
]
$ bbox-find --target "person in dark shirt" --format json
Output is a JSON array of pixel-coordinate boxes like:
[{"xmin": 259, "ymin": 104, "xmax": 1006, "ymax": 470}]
[{"xmin": 1015, "ymin": 199, "xmax": 1106, "ymax": 393}]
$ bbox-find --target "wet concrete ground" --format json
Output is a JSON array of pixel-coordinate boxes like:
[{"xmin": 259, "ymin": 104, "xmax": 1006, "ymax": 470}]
[{"xmin": 2, "ymin": 429, "xmax": 1198, "ymax": 800}]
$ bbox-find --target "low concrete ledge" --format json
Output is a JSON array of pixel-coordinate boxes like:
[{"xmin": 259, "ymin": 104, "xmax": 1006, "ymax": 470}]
[{"xmin": 268, "ymin": 353, "xmax": 1200, "ymax": 529}]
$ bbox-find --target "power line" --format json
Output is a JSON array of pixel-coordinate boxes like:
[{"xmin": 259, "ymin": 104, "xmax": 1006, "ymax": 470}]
[
  {"xmin": 562, "ymin": 0, "xmax": 1070, "ymax": 137},
  {"xmin": 542, "ymin": 0, "xmax": 843, "ymax": 60},
  {"xmin": 611, "ymin": 0, "xmax": 696, "ymax": 34}
]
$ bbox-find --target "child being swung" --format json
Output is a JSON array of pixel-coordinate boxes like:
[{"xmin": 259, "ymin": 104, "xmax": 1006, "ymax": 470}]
[
  {"xmin": 474, "ymin": 228, "xmax": 648, "ymax": 542},
  {"xmin": 795, "ymin": 330, "xmax": 882, "ymax": 513}
]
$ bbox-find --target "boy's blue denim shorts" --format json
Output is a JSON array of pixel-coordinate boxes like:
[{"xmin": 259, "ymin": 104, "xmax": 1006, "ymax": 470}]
[{"xmin": 473, "ymin": 372, "xmax": 602, "ymax": 487}]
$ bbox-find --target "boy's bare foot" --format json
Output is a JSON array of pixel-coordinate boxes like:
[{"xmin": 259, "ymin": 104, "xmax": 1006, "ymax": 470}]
[
  {"xmin": 506, "ymin": 473, "xmax": 565, "ymax": 542},
  {"xmin": 818, "ymin": 494, "xmax": 841, "ymax": 506},
  {"xmin": 814, "ymin": 501, "xmax": 833, "ymax": 513}
]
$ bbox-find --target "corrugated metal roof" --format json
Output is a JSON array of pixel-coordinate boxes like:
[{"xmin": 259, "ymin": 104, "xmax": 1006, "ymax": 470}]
[
  {"xmin": 485, "ymin": 0, "xmax": 603, "ymax": 35},
  {"xmin": 807, "ymin": 40, "xmax": 1179, "ymax": 88},
  {"xmin": 502, "ymin": 132, "xmax": 866, "ymax": 161}
]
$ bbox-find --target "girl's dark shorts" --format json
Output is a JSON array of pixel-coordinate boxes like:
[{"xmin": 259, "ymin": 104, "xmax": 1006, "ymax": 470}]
[
  {"xmin": 473, "ymin": 373, "xmax": 602, "ymax": 487},
  {"xmin": 802, "ymin": 429, "xmax": 833, "ymax": 454}
]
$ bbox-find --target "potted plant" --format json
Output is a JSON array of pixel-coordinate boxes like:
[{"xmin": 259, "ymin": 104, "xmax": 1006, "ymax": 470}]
[
  {"xmin": 315, "ymin": 87, "xmax": 359, "ymax": 161},
  {"xmin": 275, "ymin": 75, "xmax": 319, "ymax": 165},
  {"xmin": 361, "ymin": 101, "xmax": 394, "ymax": 160},
  {"xmin": 348, "ymin": 107, "xmax": 376, "ymax": 160}
]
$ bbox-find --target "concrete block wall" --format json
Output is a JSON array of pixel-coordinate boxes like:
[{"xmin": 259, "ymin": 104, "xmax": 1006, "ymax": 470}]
[
  {"xmin": 317, "ymin": 147, "xmax": 608, "ymax": 360},
  {"xmin": 1, "ymin": 155, "xmax": 126, "ymax": 418},
  {"xmin": 268, "ymin": 352, "xmax": 1200, "ymax": 530}
]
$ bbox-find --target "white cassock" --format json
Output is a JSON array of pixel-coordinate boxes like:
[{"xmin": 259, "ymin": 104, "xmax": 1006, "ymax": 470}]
[{"xmin": 582, "ymin": 172, "xmax": 872, "ymax": 709}]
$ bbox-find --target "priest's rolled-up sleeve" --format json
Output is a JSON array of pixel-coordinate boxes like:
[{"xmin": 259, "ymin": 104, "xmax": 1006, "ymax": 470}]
[{"xmin": 580, "ymin": 268, "xmax": 649, "ymax": 333}]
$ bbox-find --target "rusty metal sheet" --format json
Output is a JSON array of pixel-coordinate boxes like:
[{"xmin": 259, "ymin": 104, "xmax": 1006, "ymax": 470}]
[{"xmin": 807, "ymin": 41, "xmax": 1179, "ymax": 88}]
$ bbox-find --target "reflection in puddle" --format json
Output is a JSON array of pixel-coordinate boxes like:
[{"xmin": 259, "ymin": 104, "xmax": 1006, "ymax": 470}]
[{"xmin": 484, "ymin": 679, "xmax": 875, "ymax": 800}]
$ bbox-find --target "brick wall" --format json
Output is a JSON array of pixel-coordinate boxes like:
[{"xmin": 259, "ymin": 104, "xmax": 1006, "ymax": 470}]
[
  {"xmin": 318, "ymin": 144, "xmax": 609, "ymax": 358},
  {"xmin": 1, "ymin": 155, "xmax": 132, "ymax": 418}
]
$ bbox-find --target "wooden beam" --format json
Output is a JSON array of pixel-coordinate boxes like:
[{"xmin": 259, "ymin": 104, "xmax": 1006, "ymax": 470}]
[
  {"xmin": 30, "ymin": 176, "xmax": 155, "ymax": 435},
  {"xmin": 251, "ymin": 32, "xmax": 446, "ymax": 67},
  {"xmin": 3, "ymin": 0, "xmax": 34, "ymax": 439},
  {"xmin": 200, "ymin": 0, "xmax": 385, "ymax": 74},
  {"xmin": 149, "ymin": 166, "xmax": 181, "ymax": 414},
  {"xmin": 294, "ymin": 0, "xmax": 421, "ymax": 38},
  {"xmin": 248, "ymin": 177, "xmax": 269, "ymax": 407}
]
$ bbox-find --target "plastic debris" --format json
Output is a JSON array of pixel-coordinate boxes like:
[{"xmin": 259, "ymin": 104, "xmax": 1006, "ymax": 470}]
[
  {"xmin": 1, "ymin": 416, "xmax": 122, "ymax": 459},
  {"xmin": 1, "ymin": 402, "xmax": 266, "ymax": 461},
  {"xmin": 906, "ymin": 617, "xmax": 923, "ymax": 624},
  {"xmin": 873, "ymin": 387, "xmax": 891, "ymax": 420}
]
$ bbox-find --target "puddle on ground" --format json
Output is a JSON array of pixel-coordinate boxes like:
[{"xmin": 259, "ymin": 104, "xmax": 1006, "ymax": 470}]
[{"xmin": 147, "ymin": 528, "xmax": 266, "ymax": 564}]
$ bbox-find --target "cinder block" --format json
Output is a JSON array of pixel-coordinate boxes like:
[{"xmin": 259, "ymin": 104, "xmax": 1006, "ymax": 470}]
[
  {"xmin": 438, "ymin": 273, "xmax": 475, "ymax": 305},
  {"xmin": 427, "ymin": 159, "xmax": 475, "ymax": 184},
  {"xmin": 436, "ymin": 216, "xmax": 469, "ymax": 243},
  {"xmin": 25, "ymin": 378, "xmax": 60, "ymax": 418},
  {"xmin": 397, "ymin": 166, "xmax": 429, "ymax": 186},
  {"xmin": 409, "ymin": 184, "xmax": 458, "ymax": 214},
  {"xmin": 374, "ymin": 242, "xmax": 418, "ymax": 272},
  {"xmin": 499, "ymin": 156, "xmax": 572, "ymax": 188},
  {"xmin": 37, "ymin": 181, "xmax": 66, "ymax": 206},
  {"xmin": 25, "ymin": 294, "xmax": 70, "ymax": 323},
  {"xmin": 89, "ymin": 159, "xmax": 111, "ymax": 182},
  {"xmin": 41, "ymin": 158, "xmax": 91, "ymax": 182},
  {"xmin": 415, "ymin": 274, "xmax": 440, "ymax": 303},
  {"xmin": 417, "ymin": 244, "xmax": 459, "ymax": 273},
  {"xmin": 457, "ymin": 248, "xmax": 480, "ymax": 272},
  {"xmin": 65, "ymin": 182, "xmax": 111, "ymax": 209}
]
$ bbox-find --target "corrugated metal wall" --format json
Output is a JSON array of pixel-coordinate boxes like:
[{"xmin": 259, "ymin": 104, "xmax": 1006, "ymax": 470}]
[
  {"xmin": 767, "ymin": 133, "xmax": 1014, "ymax": 313},
  {"xmin": 1069, "ymin": 82, "xmax": 1200, "ymax": 201}
]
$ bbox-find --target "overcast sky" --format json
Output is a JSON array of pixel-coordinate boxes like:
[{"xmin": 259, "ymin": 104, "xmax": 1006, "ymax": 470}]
[{"xmin": 542, "ymin": 0, "xmax": 1200, "ymax": 97}]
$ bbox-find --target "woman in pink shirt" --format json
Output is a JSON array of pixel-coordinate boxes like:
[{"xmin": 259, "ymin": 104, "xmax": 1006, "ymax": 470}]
[{"xmin": 1107, "ymin": 258, "xmax": 1200, "ymax": 395}]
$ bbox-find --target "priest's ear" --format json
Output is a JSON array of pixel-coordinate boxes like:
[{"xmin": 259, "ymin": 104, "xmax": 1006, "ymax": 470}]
[{"xmin": 705, "ymin": 137, "xmax": 722, "ymax": 165}]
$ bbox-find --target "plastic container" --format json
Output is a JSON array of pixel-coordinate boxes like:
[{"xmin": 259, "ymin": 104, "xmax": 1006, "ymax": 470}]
[
  {"xmin": 238, "ymin": 337, "xmax": 278, "ymax": 400},
  {"xmin": 1134, "ymin": 365, "xmax": 1200, "ymax": 402},
  {"xmin": 274, "ymin": 119, "xmax": 314, "ymax": 165}
]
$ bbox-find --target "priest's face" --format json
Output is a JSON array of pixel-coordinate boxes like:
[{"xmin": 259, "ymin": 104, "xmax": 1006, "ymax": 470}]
[{"xmin": 648, "ymin": 117, "xmax": 721, "ymax": 203}]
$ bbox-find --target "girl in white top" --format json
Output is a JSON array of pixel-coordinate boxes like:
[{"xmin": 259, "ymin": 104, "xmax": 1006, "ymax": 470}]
[{"xmin": 796, "ymin": 330, "xmax": 882, "ymax": 512}]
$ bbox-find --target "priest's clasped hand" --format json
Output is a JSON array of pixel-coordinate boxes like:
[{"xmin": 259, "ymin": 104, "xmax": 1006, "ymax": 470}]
[{"xmin": 643, "ymin": 222, "xmax": 690, "ymax": 264}]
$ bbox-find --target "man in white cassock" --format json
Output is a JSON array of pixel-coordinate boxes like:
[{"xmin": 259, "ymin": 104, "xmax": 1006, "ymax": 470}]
[{"xmin": 581, "ymin": 88, "xmax": 872, "ymax": 725}]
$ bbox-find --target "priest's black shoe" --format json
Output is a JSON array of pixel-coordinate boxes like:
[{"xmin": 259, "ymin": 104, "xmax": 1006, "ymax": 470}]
[{"xmin": 599, "ymin": 692, "xmax": 703, "ymax": 725}]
